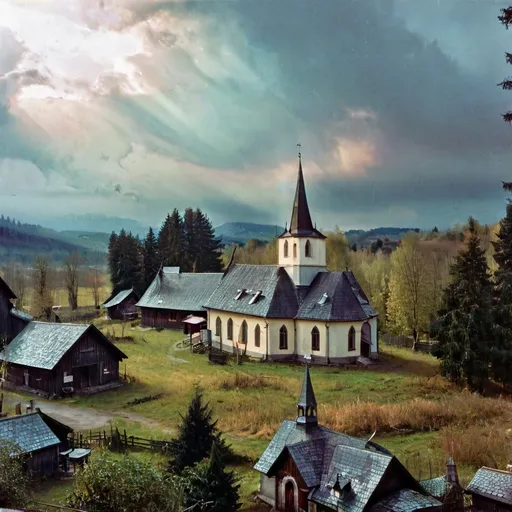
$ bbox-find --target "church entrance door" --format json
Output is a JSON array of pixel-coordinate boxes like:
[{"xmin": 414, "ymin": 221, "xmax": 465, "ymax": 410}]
[{"xmin": 284, "ymin": 480, "xmax": 295, "ymax": 512}]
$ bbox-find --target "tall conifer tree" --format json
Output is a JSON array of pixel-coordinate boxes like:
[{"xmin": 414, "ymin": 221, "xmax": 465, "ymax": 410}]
[
  {"xmin": 432, "ymin": 218, "xmax": 493, "ymax": 392},
  {"xmin": 143, "ymin": 227, "xmax": 159, "ymax": 289},
  {"xmin": 193, "ymin": 209, "xmax": 222, "ymax": 272},
  {"xmin": 158, "ymin": 209, "xmax": 184, "ymax": 268}
]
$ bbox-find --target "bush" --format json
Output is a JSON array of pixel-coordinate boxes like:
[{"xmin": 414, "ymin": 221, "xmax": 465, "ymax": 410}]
[
  {"xmin": 68, "ymin": 451, "xmax": 182, "ymax": 512},
  {"xmin": 0, "ymin": 441, "xmax": 30, "ymax": 509}
]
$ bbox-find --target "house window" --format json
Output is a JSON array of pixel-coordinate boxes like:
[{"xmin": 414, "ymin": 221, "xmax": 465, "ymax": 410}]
[
  {"xmin": 215, "ymin": 316, "xmax": 222, "ymax": 337},
  {"xmin": 241, "ymin": 320, "xmax": 248, "ymax": 344},
  {"xmin": 348, "ymin": 326, "xmax": 356, "ymax": 351},
  {"xmin": 311, "ymin": 326, "xmax": 320, "ymax": 351},
  {"xmin": 305, "ymin": 240, "xmax": 312, "ymax": 257},
  {"xmin": 293, "ymin": 243, "xmax": 297, "ymax": 258},
  {"xmin": 279, "ymin": 325, "xmax": 288, "ymax": 350},
  {"xmin": 227, "ymin": 318, "xmax": 233, "ymax": 340},
  {"xmin": 284, "ymin": 240, "xmax": 289, "ymax": 258},
  {"xmin": 255, "ymin": 324, "xmax": 261, "ymax": 348}
]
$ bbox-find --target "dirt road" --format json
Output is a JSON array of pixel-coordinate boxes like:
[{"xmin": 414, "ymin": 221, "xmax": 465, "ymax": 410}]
[{"xmin": 3, "ymin": 395, "xmax": 174, "ymax": 434}]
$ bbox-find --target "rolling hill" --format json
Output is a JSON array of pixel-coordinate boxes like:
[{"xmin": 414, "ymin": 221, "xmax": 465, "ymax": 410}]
[{"xmin": 214, "ymin": 222, "xmax": 285, "ymax": 245}]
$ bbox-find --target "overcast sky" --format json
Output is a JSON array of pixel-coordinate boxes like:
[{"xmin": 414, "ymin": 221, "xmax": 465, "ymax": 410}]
[{"xmin": 0, "ymin": 0, "xmax": 511, "ymax": 231}]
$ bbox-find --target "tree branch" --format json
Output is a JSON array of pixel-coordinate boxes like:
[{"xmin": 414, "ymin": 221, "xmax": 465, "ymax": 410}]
[{"xmin": 499, "ymin": 7, "xmax": 512, "ymax": 28}]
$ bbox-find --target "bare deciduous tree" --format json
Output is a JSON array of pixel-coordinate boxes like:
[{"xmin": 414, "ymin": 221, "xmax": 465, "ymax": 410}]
[
  {"xmin": 86, "ymin": 268, "xmax": 104, "ymax": 308},
  {"xmin": 64, "ymin": 252, "xmax": 81, "ymax": 311},
  {"xmin": 33, "ymin": 256, "xmax": 53, "ymax": 320}
]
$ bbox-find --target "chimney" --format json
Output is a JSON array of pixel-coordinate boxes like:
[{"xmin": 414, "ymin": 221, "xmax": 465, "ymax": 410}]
[{"xmin": 446, "ymin": 457, "xmax": 459, "ymax": 486}]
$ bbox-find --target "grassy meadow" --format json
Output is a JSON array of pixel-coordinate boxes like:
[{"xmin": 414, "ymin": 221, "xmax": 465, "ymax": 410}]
[{"xmin": 3, "ymin": 318, "xmax": 510, "ymax": 509}]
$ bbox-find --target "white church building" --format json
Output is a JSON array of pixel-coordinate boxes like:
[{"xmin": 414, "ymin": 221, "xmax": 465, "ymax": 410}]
[{"xmin": 204, "ymin": 154, "xmax": 378, "ymax": 364}]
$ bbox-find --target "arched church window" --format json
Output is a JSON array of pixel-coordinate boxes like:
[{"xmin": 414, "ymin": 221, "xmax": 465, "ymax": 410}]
[
  {"xmin": 293, "ymin": 243, "xmax": 297, "ymax": 258},
  {"xmin": 348, "ymin": 326, "xmax": 356, "ymax": 351},
  {"xmin": 227, "ymin": 318, "xmax": 233, "ymax": 340},
  {"xmin": 255, "ymin": 324, "xmax": 261, "ymax": 347},
  {"xmin": 284, "ymin": 240, "xmax": 289, "ymax": 258},
  {"xmin": 311, "ymin": 326, "xmax": 320, "ymax": 351},
  {"xmin": 305, "ymin": 240, "xmax": 312, "ymax": 257},
  {"xmin": 279, "ymin": 325, "xmax": 288, "ymax": 350},
  {"xmin": 215, "ymin": 316, "xmax": 222, "ymax": 337},
  {"xmin": 241, "ymin": 320, "xmax": 248, "ymax": 344}
]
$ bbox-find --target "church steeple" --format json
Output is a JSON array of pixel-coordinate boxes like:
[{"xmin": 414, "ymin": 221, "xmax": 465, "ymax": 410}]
[
  {"xmin": 286, "ymin": 149, "xmax": 325, "ymax": 239},
  {"xmin": 296, "ymin": 365, "xmax": 318, "ymax": 427}
]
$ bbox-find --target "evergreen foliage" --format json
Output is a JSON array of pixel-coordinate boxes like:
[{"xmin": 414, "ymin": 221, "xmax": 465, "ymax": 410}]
[
  {"xmin": 498, "ymin": 6, "xmax": 512, "ymax": 123},
  {"xmin": 431, "ymin": 218, "xmax": 493, "ymax": 392},
  {"xmin": 168, "ymin": 387, "xmax": 229, "ymax": 473},
  {"xmin": 107, "ymin": 208, "xmax": 222, "ymax": 296},
  {"xmin": 181, "ymin": 441, "xmax": 241, "ymax": 512},
  {"xmin": 491, "ymin": 191, "xmax": 512, "ymax": 387}
]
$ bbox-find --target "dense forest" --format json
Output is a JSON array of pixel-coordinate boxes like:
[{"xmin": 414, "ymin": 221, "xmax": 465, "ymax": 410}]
[{"xmin": 107, "ymin": 208, "xmax": 222, "ymax": 296}]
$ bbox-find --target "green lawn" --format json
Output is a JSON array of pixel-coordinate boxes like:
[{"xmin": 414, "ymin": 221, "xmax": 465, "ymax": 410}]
[{"xmin": 15, "ymin": 321, "xmax": 511, "ymax": 510}]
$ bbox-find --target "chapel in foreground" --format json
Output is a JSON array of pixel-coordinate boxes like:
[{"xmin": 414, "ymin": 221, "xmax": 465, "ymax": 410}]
[
  {"xmin": 204, "ymin": 154, "xmax": 378, "ymax": 363},
  {"xmin": 254, "ymin": 367, "xmax": 442, "ymax": 511}
]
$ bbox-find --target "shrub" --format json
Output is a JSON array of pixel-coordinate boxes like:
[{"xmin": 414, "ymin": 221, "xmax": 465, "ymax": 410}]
[
  {"xmin": 0, "ymin": 441, "xmax": 30, "ymax": 509},
  {"xmin": 68, "ymin": 451, "xmax": 182, "ymax": 512}
]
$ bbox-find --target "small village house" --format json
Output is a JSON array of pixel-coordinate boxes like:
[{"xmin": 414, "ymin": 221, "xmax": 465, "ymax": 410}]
[
  {"xmin": 466, "ymin": 467, "xmax": 512, "ymax": 511},
  {"xmin": 0, "ymin": 322, "xmax": 127, "ymax": 397},
  {"xmin": 0, "ymin": 409, "xmax": 73, "ymax": 478},
  {"xmin": 0, "ymin": 276, "xmax": 32, "ymax": 344},
  {"xmin": 254, "ymin": 367, "xmax": 442, "ymax": 512},
  {"xmin": 137, "ymin": 267, "xmax": 223, "ymax": 329},
  {"xmin": 103, "ymin": 288, "xmax": 139, "ymax": 320},
  {"xmin": 205, "ymin": 154, "xmax": 378, "ymax": 363}
]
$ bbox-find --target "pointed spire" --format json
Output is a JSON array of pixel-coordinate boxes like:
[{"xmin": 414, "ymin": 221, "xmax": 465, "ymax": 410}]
[
  {"xmin": 289, "ymin": 153, "xmax": 315, "ymax": 236},
  {"xmin": 296, "ymin": 365, "xmax": 318, "ymax": 427}
]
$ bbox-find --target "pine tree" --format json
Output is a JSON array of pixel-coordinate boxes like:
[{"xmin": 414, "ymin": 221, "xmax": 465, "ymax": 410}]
[
  {"xmin": 193, "ymin": 209, "xmax": 222, "ymax": 273},
  {"xmin": 491, "ymin": 189, "xmax": 512, "ymax": 387},
  {"xmin": 168, "ymin": 387, "xmax": 228, "ymax": 473},
  {"xmin": 431, "ymin": 218, "xmax": 493, "ymax": 392},
  {"xmin": 143, "ymin": 227, "xmax": 159, "ymax": 289},
  {"xmin": 158, "ymin": 210, "xmax": 184, "ymax": 268},
  {"xmin": 182, "ymin": 441, "xmax": 241, "ymax": 512},
  {"xmin": 108, "ymin": 231, "xmax": 120, "ymax": 291},
  {"xmin": 182, "ymin": 208, "xmax": 197, "ymax": 272},
  {"xmin": 498, "ymin": 6, "xmax": 512, "ymax": 124}
]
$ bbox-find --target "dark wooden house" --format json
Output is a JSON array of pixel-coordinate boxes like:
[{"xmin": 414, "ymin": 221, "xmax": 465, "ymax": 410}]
[
  {"xmin": 0, "ymin": 409, "xmax": 73, "ymax": 478},
  {"xmin": 466, "ymin": 467, "xmax": 512, "ymax": 511},
  {"xmin": 137, "ymin": 267, "xmax": 223, "ymax": 330},
  {"xmin": 103, "ymin": 289, "xmax": 139, "ymax": 320},
  {"xmin": 0, "ymin": 322, "xmax": 127, "ymax": 397},
  {"xmin": 0, "ymin": 276, "xmax": 32, "ymax": 345},
  {"xmin": 254, "ymin": 367, "xmax": 442, "ymax": 512}
]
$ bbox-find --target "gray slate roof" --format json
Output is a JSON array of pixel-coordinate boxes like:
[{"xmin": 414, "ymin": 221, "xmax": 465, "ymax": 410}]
[
  {"xmin": 0, "ymin": 413, "xmax": 60, "ymax": 454},
  {"xmin": 420, "ymin": 476, "xmax": 451, "ymax": 498},
  {"xmin": 103, "ymin": 288, "xmax": 136, "ymax": 308},
  {"xmin": 137, "ymin": 268, "xmax": 223, "ymax": 312},
  {"xmin": 297, "ymin": 271, "xmax": 377, "ymax": 322},
  {"xmin": 466, "ymin": 467, "xmax": 512, "ymax": 506},
  {"xmin": 0, "ymin": 322, "xmax": 126, "ymax": 370},
  {"xmin": 369, "ymin": 488, "xmax": 441, "ymax": 511},
  {"xmin": 205, "ymin": 264, "xmax": 298, "ymax": 318}
]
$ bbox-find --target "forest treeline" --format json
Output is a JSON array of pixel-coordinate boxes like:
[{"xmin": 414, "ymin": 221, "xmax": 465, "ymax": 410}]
[{"xmin": 108, "ymin": 208, "xmax": 222, "ymax": 296}]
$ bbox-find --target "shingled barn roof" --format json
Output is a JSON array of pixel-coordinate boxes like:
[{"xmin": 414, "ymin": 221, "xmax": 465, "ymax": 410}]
[
  {"xmin": 103, "ymin": 289, "xmax": 137, "ymax": 308},
  {"xmin": 136, "ymin": 268, "xmax": 223, "ymax": 312},
  {"xmin": 0, "ymin": 322, "xmax": 127, "ymax": 370},
  {"xmin": 466, "ymin": 467, "xmax": 512, "ymax": 506},
  {"xmin": 0, "ymin": 412, "xmax": 61, "ymax": 454}
]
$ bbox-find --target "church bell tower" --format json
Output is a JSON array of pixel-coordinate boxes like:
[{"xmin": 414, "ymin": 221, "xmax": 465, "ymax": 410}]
[
  {"xmin": 296, "ymin": 365, "xmax": 318, "ymax": 428},
  {"xmin": 279, "ymin": 148, "xmax": 326, "ymax": 287}
]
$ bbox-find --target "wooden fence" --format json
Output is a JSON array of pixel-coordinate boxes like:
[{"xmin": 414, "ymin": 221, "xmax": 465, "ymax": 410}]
[
  {"xmin": 69, "ymin": 426, "xmax": 171, "ymax": 454},
  {"xmin": 381, "ymin": 334, "xmax": 438, "ymax": 354}
]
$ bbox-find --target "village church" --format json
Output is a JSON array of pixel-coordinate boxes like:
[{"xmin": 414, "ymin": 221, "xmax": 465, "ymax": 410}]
[{"xmin": 204, "ymin": 153, "xmax": 378, "ymax": 364}]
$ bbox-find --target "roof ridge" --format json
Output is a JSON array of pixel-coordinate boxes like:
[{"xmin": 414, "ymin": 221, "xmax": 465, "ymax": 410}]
[
  {"xmin": 335, "ymin": 443, "xmax": 393, "ymax": 460},
  {"xmin": 31, "ymin": 321, "xmax": 89, "ymax": 328},
  {"xmin": 0, "ymin": 411, "xmax": 40, "ymax": 423},
  {"xmin": 480, "ymin": 466, "xmax": 512, "ymax": 475}
]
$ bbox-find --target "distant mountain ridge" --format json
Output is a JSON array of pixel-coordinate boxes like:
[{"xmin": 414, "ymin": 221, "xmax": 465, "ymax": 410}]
[{"xmin": 214, "ymin": 222, "xmax": 285, "ymax": 245}]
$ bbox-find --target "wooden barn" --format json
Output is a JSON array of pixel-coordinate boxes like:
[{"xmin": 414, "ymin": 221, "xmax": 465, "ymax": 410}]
[
  {"xmin": 0, "ymin": 409, "xmax": 73, "ymax": 478},
  {"xmin": 103, "ymin": 289, "xmax": 139, "ymax": 320},
  {"xmin": 0, "ymin": 276, "xmax": 32, "ymax": 344},
  {"xmin": 466, "ymin": 467, "xmax": 512, "ymax": 511},
  {"xmin": 136, "ymin": 267, "xmax": 223, "ymax": 330},
  {"xmin": 254, "ymin": 367, "xmax": 442, "ymax": 512},
  {"xmin": 0, "ymin": 322, "xmax": 127, "ymax": 397}
]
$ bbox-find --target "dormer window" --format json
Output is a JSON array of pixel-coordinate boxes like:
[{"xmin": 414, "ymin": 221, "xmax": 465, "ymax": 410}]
[
  {"xmin": 318, "ymin": 293, "xmax": 328, "ymax": 305},
  {"xmin": 234, "ymin": 289, "xmax": 246, "ymax": 301},
  {"xmin": 249, "ymin": 291, "xmax": 262, "ymax": 305}
]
